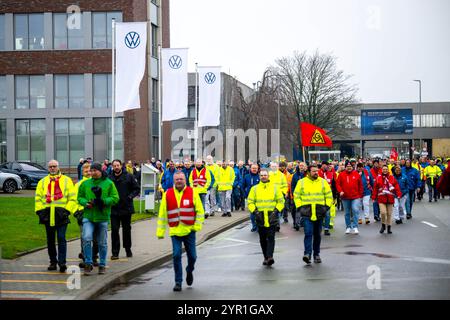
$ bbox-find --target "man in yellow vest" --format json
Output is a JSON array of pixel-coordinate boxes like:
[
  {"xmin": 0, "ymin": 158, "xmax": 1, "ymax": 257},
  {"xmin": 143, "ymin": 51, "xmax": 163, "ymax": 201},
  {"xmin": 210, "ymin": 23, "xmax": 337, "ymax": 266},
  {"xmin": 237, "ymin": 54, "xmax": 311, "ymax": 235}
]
[
  {"xmin": 294, "ymin": 164, "xmax": 334, "ymax": 265},
  {"xmin": 205, "ymin": 155, "xmax": 220, "ymax": 215},
  {"xmin": 269, "ymin": 162, "xmax": 288, "ymax": 230},
  {"xmin": 217, "ymin": 161, "xmax": 235, "ymax": 217},
  {"xmin": 157, "ymin": 171, "xmax": 205, "ymax": 292},
  {"xmin": 189, "ymin": 159, "xmax": 212, "ymax": 217},
  {"xmin": 424, "ymin": 159, "xmax": 442, "ymax": 202},
  {"xmin": 35, "ymin": 160, "xmax": 77, "ymax": 272},
  {"xmin": 248, "ymin": 169, "xmax": 285, "ymax": 266}
]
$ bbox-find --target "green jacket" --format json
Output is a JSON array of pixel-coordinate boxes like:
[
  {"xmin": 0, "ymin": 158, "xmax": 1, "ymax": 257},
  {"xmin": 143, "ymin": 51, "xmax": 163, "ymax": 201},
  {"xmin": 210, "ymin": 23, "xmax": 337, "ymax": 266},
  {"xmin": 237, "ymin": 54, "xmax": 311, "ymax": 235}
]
[{"xmin": 77, "ymin": 176, "xmax": 119, "ymax": 223}]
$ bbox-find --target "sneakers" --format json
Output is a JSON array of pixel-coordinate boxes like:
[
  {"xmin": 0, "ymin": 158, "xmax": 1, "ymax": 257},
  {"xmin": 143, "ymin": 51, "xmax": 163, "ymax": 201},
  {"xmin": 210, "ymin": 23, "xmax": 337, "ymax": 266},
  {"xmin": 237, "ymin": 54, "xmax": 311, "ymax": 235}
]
[
  {"xmin": 267, "ymin": 257, "xmax": 275, "ymax": 266},
  {"xmin": 251, "ymin": 226, "xmax": 257, "ymax": 232},
  {"xmin": 374, "ymin": 216, "xmax": 381, "ymax": 222},
  {"xmin": 395, "ymin": 219, "xmax": 403, "ymax": 224},
  {"xmin": 294, "ymin": 225, "xmax": 300, "ymax": 231},
  {"xmin": 59, "ymin": 264, "xmax": 67, "ymax": 273},
  {"xmin": 84, "ymin": 264, "xmax": 93, "ymax": 275},
  {"xmin": 262, "ymin": 259, "xmax": 268, "ymax": 266},
  {"xmin": 227, "ymin": 212, "xmax": 232, "ymax": 217},
  {"xmin": 186, "ymin": 272, "xmax": 194, "ymax": 286},
  {"xmin": 324, "ymin": 229, "xmax": 331, "ymax": 236},
  {"xmin": 173, "ymin": 283, "xmax": 182, "ymax": 292},
  {"xmin": 313, "ymin": 256, "xmax": 322, "ymax": 263},
  {"xmin": 352, "ymin": 228, "xmax": 359, "ymax": 235},
  {"xmin": 406, "ymin": 214, "xmax": 412, "ymax": 220},
  {"xmin": 358, "ymin": 219, "xmax": 362, "ymax": 225},
  {"xmin": 93, "ymin": 259, "xmax": 99, "ymax": 267},
  {"xmin": 365, "ymin": 218, "xmax": 370, "ymax": 224},
  {"xmin": 98, "ymin": 266, "xmax": 106, "ymax": 274},
  {"xmin": 111, "ymin": 255, "xmax": 119, "ymax": 260},
  {"xmin": 345, "ymin": 228, "xmax": 352, "ymax": 234},
  {"xmin": 303, "ymin": 255, "xmax": 311, "ymax": 265},
  {"xmin": 126, "ymin": 250, "xmax": 133, "ymax": 258},
  {"xmin": 47, "ymin": 263, "xmax": 57, "ymax": 271}
]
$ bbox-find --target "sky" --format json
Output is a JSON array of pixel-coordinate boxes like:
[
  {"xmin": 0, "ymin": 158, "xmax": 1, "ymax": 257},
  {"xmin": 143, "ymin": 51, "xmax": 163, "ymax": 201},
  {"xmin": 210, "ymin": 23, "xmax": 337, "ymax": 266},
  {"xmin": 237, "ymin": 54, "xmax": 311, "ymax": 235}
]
[{"xmin": 169, "ymin": 0, "xmax": 450, "ymax": 103}]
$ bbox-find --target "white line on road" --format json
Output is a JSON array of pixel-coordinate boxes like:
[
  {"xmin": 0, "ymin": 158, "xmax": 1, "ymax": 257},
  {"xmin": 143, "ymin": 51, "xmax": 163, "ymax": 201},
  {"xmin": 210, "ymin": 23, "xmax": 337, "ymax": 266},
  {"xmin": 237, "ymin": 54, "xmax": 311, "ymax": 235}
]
[
  {"xmin": 421, "ymin": 221, "xmax": 438, "ymax": 228},
  {"xmin": 224, "ymin": 238, "xmax": 251, "ymax": 244}
]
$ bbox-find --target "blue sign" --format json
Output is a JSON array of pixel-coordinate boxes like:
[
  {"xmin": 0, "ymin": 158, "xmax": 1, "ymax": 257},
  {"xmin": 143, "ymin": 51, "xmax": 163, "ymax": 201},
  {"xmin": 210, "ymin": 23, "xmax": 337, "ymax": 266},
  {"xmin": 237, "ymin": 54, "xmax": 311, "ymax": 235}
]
[
  {"xmin": 124, "ymin": 31, "xmax": 140, "ymax": 49},
  {"xmin": 168, "ymin": 55, "xmax": 182, "ymax": 69},
  {"xmin": 204, "ymin": 72, "xmax": 216, "ymax": 84},
  {"xmin": 361, "ymin": 109, "xmax": 413, "ymax": 135}
]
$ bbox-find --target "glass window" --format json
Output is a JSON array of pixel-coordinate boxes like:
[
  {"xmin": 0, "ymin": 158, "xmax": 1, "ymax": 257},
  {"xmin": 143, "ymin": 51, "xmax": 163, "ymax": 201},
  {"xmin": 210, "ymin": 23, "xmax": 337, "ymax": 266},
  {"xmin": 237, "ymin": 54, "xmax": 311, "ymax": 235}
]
[
  {"xmin": 14, "ymin": 14, "xmax": 28, "ymax": 50},
  {"xmin": 30, "ymin": 75, "xmax": 45, "ymax": 109},
  {"xmin": 106, "ymin": 12, "xmax": 122, "ymax": 48},
  {"xmin": 54, "ymin": 75, "xmax": 68, "ymax": 108},
  {"xmin": 93, "ymin": 117, "xmax": 123, "ymax": 161},
  {"xmin": 68, "ymin": 13, "xmax": 83, "ymax": 49},
  {"xmin": 28, "ymin": 14, "xmax": 44, "ymax": 50},
  {"xmin": 68, "ymin": 74, "xmax": 84, "ymax": 108},
  {"xmin": 93, "ymin": 74, "xmax": 108, "ymax": 108},
  {"xmin": 0, "ymin": 119, "xmax": 6, "ymax": 164},
  {"xmin": 15, "ymin": 76, "xmax": 29, "ymax": 109},
  {"xmin": 55, "ymin": 118, "xmax": 85, "ymax": 166},
  {"xmin": 16, "ymin": 119, "xmax": 46, "ymax": 164},
  {"xmin": 152, "ymin": 79, "xmax": 158, "ymax": 111},
  {"xmin": 0, "ymin": 76, "xmax": 6, "ymax": 109},
  {"xmin": 151, "ymin": 24, "xmax": 158, "ymax": 57},
  {"xmin": 0, "ymin": 14, "xmax": 5, "ymax": 51},
  {"xmin": 53, "ymin": 13, "xmax": 68, "ymax": 49},
  {"xmin": 92, "ymin": 12, "xmax": 122, "ymax": 49}
]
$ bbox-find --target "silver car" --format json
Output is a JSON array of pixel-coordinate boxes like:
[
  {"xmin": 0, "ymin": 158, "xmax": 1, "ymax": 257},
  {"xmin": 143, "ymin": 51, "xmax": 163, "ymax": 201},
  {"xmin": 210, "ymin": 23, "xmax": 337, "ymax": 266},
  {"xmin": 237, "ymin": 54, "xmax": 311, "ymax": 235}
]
[{"xmin": 0, "ymin": 170, "xmax": 23, "ymax": 193}]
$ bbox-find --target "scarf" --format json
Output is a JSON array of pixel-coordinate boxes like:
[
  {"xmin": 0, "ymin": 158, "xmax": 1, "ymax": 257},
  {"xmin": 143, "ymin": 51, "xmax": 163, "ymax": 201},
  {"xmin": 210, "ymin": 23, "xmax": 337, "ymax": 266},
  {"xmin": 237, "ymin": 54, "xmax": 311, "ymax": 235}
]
[
  {"xmin": 381, "ymin": 174, "xmax": 394, "ymax": 195},
  {"xmin": 46, "ymin": 174, "xmax": 63, "ymax": 203}
]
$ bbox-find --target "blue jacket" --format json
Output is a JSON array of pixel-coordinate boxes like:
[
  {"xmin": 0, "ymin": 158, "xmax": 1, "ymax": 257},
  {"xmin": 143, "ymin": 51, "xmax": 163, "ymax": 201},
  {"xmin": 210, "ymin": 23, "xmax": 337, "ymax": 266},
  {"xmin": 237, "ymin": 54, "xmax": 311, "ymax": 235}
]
[
  {"xmin": 242, "ymin": 172, "xmax": 260, "ymax": 198},
  {"xmin": 360, "ymin": 170, "xmax": 374, "ymax": 197},
  {"xmin": 238, "ymin": 166, "xmax": 248, "ymax": 182},
  {"xmin": 233, "ymin": 166, "xmax": 243, "ymax": 188},
  {"xmin": 393, "ymin": 173, "xmax": 409, "ymax": 196},
  {"xmin": 291, "ymin": 170, "xmax": 306, "ymax": 195},
  {"xmin": 182, "ymin": 167, "xmax": 194, "ymax": 186},
  {"xmin": 161, "ymin": 168, "xmax": 177, "ymax": 191},
  {"xmin": 402, "ymin": 166, "xmax": 422, "ymax": 190}
]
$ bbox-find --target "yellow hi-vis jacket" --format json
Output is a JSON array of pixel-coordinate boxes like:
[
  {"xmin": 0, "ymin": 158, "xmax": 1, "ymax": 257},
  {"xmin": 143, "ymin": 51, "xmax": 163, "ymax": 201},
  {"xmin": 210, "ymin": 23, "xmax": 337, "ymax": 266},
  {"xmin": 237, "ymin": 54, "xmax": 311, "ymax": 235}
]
[
  {"xmin": 412, "ymin": 162, "xmax": 424, "ymax": 180},
  {"xmin": 35, "ymin": 173, "xmax": 77, "ymax": 226},
  {"xmin": 269, "ymin": 170, "xmax": 288, "ymax": 195},
  {"xmin": 206, "ymin": 163, "xmax": 220, "ymax": 188},
  {"xmin": 293, "ymin": 176, "xmax": 335, "ymax": 221},
  {"xmin": 247, "ymin": 181, "xmax": 285, "ymax": 227},
  {"xmin": 217, "ymin": 166, "xmax": 235, "ymax": 191},
  {"xmin": 156, "ymin": 186, "xmax": 205, "ymax": 238},
  {"xmin": 74, "ymin": 176, "xmax": 89, "ymax": 212},
  {"xmin": 189, "ymin": 167, "xmax": 212, "ymax": 194},
  {"xmin": 424, "ymin": 165, "xmax": 442, "ymax": 185}
]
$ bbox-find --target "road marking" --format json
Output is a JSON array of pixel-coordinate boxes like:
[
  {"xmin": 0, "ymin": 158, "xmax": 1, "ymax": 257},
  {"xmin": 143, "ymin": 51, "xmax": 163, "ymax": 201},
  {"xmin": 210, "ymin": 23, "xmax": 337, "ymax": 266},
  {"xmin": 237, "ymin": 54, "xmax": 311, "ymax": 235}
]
[
  {"xmin": 1, "ymin": 279, "xmax": 68, "ymax": 284},
  {"xmin": 403, "ymin": 256, "xmax": 450, "ymax": 265},
  {"xmin": 1, "ymin": 271, "xmax": 68, "ymax": 275},
  {"xmin": 224, "ymin": 238, "xmax": 251, "ymax": 244},
  {"xmin": 0, "ymin": 290, "xmax": 54, "ymax": 295},
  {"xmin": 421, "ymin": 221, "xmax": 438, "ymax": 228}
]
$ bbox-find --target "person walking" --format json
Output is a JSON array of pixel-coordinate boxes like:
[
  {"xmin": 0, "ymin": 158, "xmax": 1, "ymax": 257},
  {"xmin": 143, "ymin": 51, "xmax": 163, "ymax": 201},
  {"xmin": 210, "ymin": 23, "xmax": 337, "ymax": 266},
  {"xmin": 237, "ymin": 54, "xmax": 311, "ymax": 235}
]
[
  {"xmin": 161, "ymin": 161, "xmax": 177, "ymax": 192},
  {"xmin": 77, "ymin": 162, "xmax": 119, "ymax": 275},
  {"xmin": 247, "ymin": 169, "xmax": 285, "ymax": 266},
  {"xmin": 423, "ymin": 159, "xmax": 442, "ymax": 202},
  {"xmin": 189, "ymin": 159, "xmax": 212, "ymax": 216},
  {"xmin": 35, "ymin": 160, "xmax": 77, "ymax": 272},
  {"xmin": 205, "ymin": 155, "xmax": 220, "ymax": 216},
  {"xmin": 156, "ymin": 172, "xmax": 205, "ymax": 292},
  {"xmin": 336, "ymin": 161, "xmax": 363, "ymax": 235},
  {"xmin": 217, "ymin": 161, "xmax": 235, "ymax": 217},
  {"xmin": 402, "ymin": 159, "xmax": 421, "ymax": 219},
  {"xmin": 243, "ymin": 164, "xmax": 261, "ymax": 232},
  {"xmin": 290, "ymin": 162, "xmax": 307, "ymax": 230},
  {"xmin": 392, "ymin": 166, "xmax": 409, "ymax": 224},
  {"xmin": 294, "ymin": 165, "xmax": 334, "ymax": 265},
  {"xmin": 109, "ymin": 159, "xmax": 140, "ymax": 260},
  {"xmin": 268, "ymin": 162, "xmax": 288, "ymax": 229},
  {"xmin": 372, "ymin": 165, "xmax": 402, "ymax": 234},
  {"xmin": 319, "ymin": 161, "xmax": 337, "ymax": 235},
  {"xmin": 356, "ymin": 163, "xmax": 374, "ymax": 225},
  {"xmin": 370, "ymin": 159, "xmax": 382, "ymax": 221}
]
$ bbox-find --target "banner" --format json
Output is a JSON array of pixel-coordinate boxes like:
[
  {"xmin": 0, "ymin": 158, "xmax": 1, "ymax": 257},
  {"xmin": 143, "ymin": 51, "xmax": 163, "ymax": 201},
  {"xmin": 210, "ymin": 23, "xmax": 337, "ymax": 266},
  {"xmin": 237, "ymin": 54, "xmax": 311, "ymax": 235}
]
[
  {"xmin": 300, "ymin": 122, "xmax": 332, "ymax": 147},
  {"xmin": 361, "ymin": 109, "xmax": 413, "ymax": 135},
  {"xmin": 198, "ymin": 66, "xmax": 221, "ymax": 127},
  {"xmin": 161, "ymin": 48, "xmax": 188, "ymax": 121},
  {"xmin": 115, "ymin": 22, "xmax": 147, "ymax": 112},
  {"xmin": 390, "ymin": 147, "xmax": 398, "ymax": 160}
]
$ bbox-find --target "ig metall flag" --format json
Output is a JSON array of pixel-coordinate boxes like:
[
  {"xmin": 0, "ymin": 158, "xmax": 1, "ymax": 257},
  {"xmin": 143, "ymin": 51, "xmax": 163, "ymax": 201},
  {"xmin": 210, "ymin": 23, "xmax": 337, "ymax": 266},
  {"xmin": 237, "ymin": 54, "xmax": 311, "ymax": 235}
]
[
  {"xmin": 161, "ymin": 48, "xmax": 188, "ymax": 121},
  {"xmin": 198, "ymin": 66, "xmax": 221, "ymax": 127},
  {"xmin": 115, "ymin": 22, "xmax": 147, "ymax": 112}
]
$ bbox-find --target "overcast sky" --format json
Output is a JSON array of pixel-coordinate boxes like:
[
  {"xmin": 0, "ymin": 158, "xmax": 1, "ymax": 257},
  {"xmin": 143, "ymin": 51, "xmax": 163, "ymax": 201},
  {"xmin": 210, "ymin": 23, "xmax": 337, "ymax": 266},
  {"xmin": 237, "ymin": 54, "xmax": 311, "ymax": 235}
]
[{"xmin": 170, "ymin": 0, "xmax": 450, "ymax": 104}]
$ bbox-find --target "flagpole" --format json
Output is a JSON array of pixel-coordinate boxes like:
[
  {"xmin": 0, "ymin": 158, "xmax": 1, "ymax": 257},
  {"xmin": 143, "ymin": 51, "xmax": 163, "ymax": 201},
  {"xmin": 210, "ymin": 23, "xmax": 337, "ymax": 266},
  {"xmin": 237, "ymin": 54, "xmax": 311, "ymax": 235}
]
[
  {"xmin": 194, "ymin": 63, "xmax": 198, "ymax": 161},
  {"xmin": 111, "ymin": 18, "xmax": 116, "ymax": 161},
  {"xmin": 302, "ymin": 146, "xmax": 306, "ymax": 163},
  {"xmin": 158, "ymin": 45, "xmax": 162, "ymax": 160}
]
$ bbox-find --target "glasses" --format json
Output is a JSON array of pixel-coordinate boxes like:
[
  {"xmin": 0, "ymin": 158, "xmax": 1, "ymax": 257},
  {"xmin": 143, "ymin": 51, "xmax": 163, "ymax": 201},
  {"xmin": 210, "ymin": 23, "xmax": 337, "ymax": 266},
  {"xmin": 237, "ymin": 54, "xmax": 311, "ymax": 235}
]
[{"xmin": 48, "ymin": 165, "xmax": 57, "ymax": 168}]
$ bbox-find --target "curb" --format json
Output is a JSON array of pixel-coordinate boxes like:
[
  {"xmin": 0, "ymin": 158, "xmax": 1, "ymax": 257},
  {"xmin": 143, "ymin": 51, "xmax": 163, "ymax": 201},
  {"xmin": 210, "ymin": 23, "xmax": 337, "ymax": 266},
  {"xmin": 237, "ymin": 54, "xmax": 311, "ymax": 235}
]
[{"xmin": 77, "ymin": 215, "xmax": 249, "ymax": 300}]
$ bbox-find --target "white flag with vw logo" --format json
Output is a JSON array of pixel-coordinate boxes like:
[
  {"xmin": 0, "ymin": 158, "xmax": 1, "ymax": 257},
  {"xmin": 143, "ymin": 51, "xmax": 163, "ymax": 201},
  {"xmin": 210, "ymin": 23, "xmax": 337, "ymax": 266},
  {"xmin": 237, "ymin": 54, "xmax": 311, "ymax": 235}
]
[
  {"xmin": 198, "ymin": 66, "xmax": 221, "ymax": 127},
  {"xmin": 115, "ymin": 22, "xmax": 147, "ymax": 112},
  {"xmin": 161, "ymin": 48, "xmax": 188, "ymax": 121}
]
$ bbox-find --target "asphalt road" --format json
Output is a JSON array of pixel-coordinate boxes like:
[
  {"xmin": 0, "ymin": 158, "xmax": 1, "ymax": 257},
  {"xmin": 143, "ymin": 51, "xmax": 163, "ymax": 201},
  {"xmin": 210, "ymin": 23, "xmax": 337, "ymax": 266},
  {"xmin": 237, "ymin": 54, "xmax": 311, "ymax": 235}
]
[{"xmin": 99, "ymin": 198, "xmax": 450, "ymax": 300}]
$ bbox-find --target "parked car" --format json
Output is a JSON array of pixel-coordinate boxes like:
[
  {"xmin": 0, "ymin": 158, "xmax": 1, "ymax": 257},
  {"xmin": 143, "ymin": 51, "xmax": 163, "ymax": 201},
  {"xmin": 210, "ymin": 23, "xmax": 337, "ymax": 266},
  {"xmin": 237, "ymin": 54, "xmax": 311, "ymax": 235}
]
[
  {"xmin": 0, "ymin": 161, "xmax": 48, "ymax": 189},
  {"xmin": 0, "ymin": 169, "xmax": 22, "ymax": 193},
  {"xmin": 372, "ymin": 116, "xmax": 407, "ymax": 132}
]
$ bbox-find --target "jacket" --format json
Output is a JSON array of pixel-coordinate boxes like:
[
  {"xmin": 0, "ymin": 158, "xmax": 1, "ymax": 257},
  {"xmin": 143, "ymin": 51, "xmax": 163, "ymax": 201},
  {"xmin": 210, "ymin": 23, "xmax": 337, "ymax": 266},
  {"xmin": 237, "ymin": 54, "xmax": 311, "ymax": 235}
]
[
  {"xmin": 183, "ymin": 167, "xmax": 194, "ymax": 186},
  {"xmin": 161, "ymin": 168, "xmax": 177, "ymax": 191},
  {"xmin": 291, "ymin": 170, "xmax": 305, "ymax": 198},
  {"xmin": 336, "ymin": 170, "xmax": 363, "ymax": 200},
  {"xmin": 109, "ymin": 170, "xmax": 140, "ymax": 216},
  {"xmin": 156, "ymin": 186, "xmax": 204, "ymax": 237},
  {"xmin": 392, "ymin": 173, "xmax": 408, "ymax": 197},
  {"xmin": 206, "ymin": 163, "xmax": 220, "ymax": 188},
  {"xmin": 35, "ymin": 173, "xmax": 77, "ymax": 227},
  {"xmin": 424, "ymin": 165, "xmax": 442, "ymax": 186},
  {"xmin": 269, "ymin": 170, "xmax": 288, "ymax": 195},
  {"xmin": 370, "ymin": 167, "xmax": 382, "ymax": 180},
  {"xmin": 319, "ymin": 169, "xmax": 337, "ymax": 198},
  {"xmin": 402, "ymin": 166, "xmax": 422, "ymax": 190},
  {"xmin": 74, "ymin": 176, "xmax": 89, "ymax": 212},
  {"xmin": 77, "ymin": 175, "xmax": 120, "ymax": 223},
  {"xmin": 217, "ymin": 166, "xmax": 235, "ymax": 191},
  {"xmin": 247, "ymin": 181, "xmax": 285, "ymax": 228},
  {"xmin": 293, "ymin": 176, "xmax": 335, "ymax": 221},
  {"xmin": 232, "ymin": 166, "xmax": 243, "ymax": 189},
  {"xmin": 242, "ymin": 172, "xmax": 260, "ymax": 198},
  {"xmin": 437, "ymin": 165, "xmax": 450, "ymax": 196},
  {"xmin": 189, "ymin": 166, "xmax": 212, "ymax": 194},
  {"xmin": 372, "ymin": 174, "xmax": 402, "ymax": 204},
  {"xmin": 359, "ymin": 169, "xmax": 374, "ymax": 197}
]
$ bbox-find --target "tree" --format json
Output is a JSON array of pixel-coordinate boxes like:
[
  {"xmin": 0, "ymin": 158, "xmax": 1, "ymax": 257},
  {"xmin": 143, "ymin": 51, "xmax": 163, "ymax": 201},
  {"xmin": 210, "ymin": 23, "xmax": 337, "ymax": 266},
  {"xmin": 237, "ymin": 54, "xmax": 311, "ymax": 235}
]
[{"xmin": 264, "ymin": 51, "xmax": 360, "ymax": 152}]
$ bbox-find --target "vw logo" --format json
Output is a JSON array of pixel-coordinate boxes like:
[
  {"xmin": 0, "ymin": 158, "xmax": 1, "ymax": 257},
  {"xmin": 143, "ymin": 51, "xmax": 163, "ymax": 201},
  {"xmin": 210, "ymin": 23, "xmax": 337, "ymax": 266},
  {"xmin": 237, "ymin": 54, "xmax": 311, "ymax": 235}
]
[
  {"xmin": 168, "ymin": 55, "xmax": 182, "ymax": 69},
  {"xmin": 124, "ymin": 31, "xmax": 140, "ymax": 49},
  {"xmin": 204, "ymin": 72, "xmax": 216, "ymax": 84}
]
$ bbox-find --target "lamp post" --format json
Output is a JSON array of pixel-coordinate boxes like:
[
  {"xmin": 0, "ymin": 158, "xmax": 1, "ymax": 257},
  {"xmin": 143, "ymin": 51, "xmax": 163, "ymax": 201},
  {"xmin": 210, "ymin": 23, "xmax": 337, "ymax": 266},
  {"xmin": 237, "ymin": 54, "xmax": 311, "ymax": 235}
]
[{"xmin": 413, "ymin": 79, "xmax": 422, "ymax": 153}]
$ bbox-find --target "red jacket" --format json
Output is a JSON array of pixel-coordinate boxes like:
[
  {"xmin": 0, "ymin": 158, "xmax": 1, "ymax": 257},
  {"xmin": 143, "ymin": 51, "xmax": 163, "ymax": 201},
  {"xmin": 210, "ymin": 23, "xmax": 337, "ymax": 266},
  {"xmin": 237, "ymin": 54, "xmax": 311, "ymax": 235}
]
[
  {"xmin": 336, "ymin": 170, "xmax": 363, "ymax": 200},
  {"xmin": 370, "ymin": 167, "xmax": 382, "ymax": 179},
  {"xmin": 372, "ymin": 174, "xmax": 402, "ymax": 204},
  {"xmin": 437, "ymin": 165, "xmax": 450, "ymax": 196}
]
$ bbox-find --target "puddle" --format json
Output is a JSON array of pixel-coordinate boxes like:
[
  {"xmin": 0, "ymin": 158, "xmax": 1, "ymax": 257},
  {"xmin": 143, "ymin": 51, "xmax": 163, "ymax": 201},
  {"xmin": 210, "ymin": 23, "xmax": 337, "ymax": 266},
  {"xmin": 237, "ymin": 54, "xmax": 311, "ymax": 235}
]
[{"xmin": 342, "ymin": 251, "xmax": 398, "ymax": 259}]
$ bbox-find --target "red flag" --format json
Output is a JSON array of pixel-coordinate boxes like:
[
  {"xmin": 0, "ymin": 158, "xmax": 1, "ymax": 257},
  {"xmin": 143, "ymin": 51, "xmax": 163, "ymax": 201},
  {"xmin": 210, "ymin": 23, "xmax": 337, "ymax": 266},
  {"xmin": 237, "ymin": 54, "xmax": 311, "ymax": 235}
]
[
  {"xmin": 390, "ymin": 147, "xmax": 398, "ymax": 160},
  {"xmin": 300, "ymin": 122, "xmax": 332, "ymax": 147}
]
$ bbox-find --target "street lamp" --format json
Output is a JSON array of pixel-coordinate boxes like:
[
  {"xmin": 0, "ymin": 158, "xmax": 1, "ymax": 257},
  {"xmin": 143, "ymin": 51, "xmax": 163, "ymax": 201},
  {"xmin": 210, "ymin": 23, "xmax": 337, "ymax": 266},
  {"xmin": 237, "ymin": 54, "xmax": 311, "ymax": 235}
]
[{"xmin": 413, "ymin": 79, "xmax": 422, "ymax": 152}]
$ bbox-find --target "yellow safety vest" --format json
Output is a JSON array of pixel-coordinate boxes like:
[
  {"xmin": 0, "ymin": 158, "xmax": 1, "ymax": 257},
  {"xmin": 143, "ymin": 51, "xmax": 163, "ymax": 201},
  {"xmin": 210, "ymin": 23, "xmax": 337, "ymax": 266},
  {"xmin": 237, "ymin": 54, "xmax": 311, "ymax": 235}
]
[
  {"xmin": 269, "ymin": 170, "xmax": 288, "ymax": 195},
  {"xmin": 247, "ymin": 181, "xmax": 285, "ymax": 227},
  {"xmin": 206, "ymin": 163, "xmax": 220, "ymax": 188},
  {"xmin": 293, "ymin": 176, "xmax": 334, "ymax": 221},
  {"xmin": 189, "ymin": 167, "xmax": 212, "ymax": 194},
  {"xmin": 424, "ymin": 165, "xmax": 442, "ymax": 185},
  {"xmin": 217, "ymin": 166, "xmax": 235, "ymax": 191},
  {"xmin": 74, "ymin": 176, "xmax": 89, "ymax": 212}
]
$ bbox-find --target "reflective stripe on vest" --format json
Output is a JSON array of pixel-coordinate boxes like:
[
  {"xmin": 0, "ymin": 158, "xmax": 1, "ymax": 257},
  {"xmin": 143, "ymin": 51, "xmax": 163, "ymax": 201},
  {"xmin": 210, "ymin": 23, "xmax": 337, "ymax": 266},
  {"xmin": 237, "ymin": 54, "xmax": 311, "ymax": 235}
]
[
  {"xmin": 192, "ymin": 168, "xmax": 207, "ymax": 187},
  {"xmin": 165, "ymin": 187, "xmax": 196, "ymax": 227}
]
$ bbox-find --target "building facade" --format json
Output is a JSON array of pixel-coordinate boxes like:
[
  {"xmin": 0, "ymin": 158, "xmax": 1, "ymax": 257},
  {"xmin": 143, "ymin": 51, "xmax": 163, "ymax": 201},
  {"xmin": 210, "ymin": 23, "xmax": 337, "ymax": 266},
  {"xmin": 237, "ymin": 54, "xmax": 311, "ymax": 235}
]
[{"xmin": 0, "ymin": 0, "xmax": 169, "ymax": 169}]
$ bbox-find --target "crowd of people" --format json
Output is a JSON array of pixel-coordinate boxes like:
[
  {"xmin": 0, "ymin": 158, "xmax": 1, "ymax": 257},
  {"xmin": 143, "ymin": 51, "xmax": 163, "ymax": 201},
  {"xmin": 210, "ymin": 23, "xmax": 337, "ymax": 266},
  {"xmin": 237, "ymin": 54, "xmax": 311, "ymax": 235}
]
[{"xmin": 35, "ymin": 154, "xmax": 450, "ymax": 292}]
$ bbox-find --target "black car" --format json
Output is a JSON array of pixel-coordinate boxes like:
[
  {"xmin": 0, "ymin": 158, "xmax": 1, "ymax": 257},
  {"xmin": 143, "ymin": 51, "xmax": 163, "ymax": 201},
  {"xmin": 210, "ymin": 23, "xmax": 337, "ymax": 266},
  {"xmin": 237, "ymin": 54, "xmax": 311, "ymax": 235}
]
[{"xmin": 0, "ymin": 161, "xmax": 48, "ymax": 189}]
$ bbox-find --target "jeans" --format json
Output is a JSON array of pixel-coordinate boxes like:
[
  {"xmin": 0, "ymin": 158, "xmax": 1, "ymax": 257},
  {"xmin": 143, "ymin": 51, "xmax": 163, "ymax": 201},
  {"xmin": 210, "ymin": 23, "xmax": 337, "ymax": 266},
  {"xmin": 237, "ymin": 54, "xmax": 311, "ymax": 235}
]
[
  {"xmin": 303, "ymin": 217, "xmax": 323, "ymax": 257},
  {"xmin": 82, "ymin": 218, "xmax": 108, "ymax": 267},
  {"xmin": 343, "ymin": 199, "xmax": 360, "ymax": 229},
  {"xmin": 373, "ymin": 200, "xmax": 380, "ymax": 219},
  {"xmin": 231, "ymin": 187, "xmax": 241, "ymax": 210},
  {"xmin": 171, "ymin": 232, "xmax": 197, "ymax": 285},
  {"xmin": 199, "ymin": 193, "xmax": 206, "ymax": 212},
  {"xmin": 250, "ymin": 212, "xmax": 257, "ymax": 231},
  {"xmin": 45, "ymin": 223, "xmax": 68, "ymax": 265},
  {"xmin": 111, "ymin": 214, "xmax": 132, "ymax": 256},
  {"xmin": 258, "ymin": 225, "xmax": 276, "ymax": 259},
  {"xmin": 406, "ymin": 190, "xmax": 416, "ymax": 215},
  {"xmin": 323, "ymin": 209, "xmax": 331, "ymax": 230},
  {"xmin": 359, "ymin": 195, "xmax": 371, "ymax": 219},
  {"xmin": 219, "ymin": 190, "xmax": 232, "ymax": 213},
  {"xmin": 427, "ymin": 179, "xmax": 438, "ymax": 201},
  {"xmin": 394, "ymin": 194, "xmax": 408, "ymax": 220}
]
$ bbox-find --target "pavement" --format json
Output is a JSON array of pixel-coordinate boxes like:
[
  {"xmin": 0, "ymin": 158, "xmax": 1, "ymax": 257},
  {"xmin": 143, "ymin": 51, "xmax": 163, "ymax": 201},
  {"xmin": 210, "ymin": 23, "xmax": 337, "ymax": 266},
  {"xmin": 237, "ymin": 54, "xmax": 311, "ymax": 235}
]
[{"xmin": 0, "ymin": 209, "xmax": 249, "ymax": 300}]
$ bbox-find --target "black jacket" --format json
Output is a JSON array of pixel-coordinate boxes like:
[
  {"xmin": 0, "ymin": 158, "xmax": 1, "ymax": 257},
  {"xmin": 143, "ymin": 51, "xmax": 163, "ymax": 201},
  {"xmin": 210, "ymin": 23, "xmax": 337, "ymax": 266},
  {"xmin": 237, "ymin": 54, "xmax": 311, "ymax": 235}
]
[{"xmin": 109, "ymin": 171, "xmax": 140, "ymax": 216}]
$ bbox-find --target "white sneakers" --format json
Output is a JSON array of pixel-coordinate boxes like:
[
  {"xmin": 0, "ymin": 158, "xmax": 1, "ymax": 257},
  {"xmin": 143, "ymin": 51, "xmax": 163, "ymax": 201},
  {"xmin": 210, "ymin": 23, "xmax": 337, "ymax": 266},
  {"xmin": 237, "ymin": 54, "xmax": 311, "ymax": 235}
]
[{"xmin": 345, "ymin": 227, "xmax": 359, "ymax": 234}]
